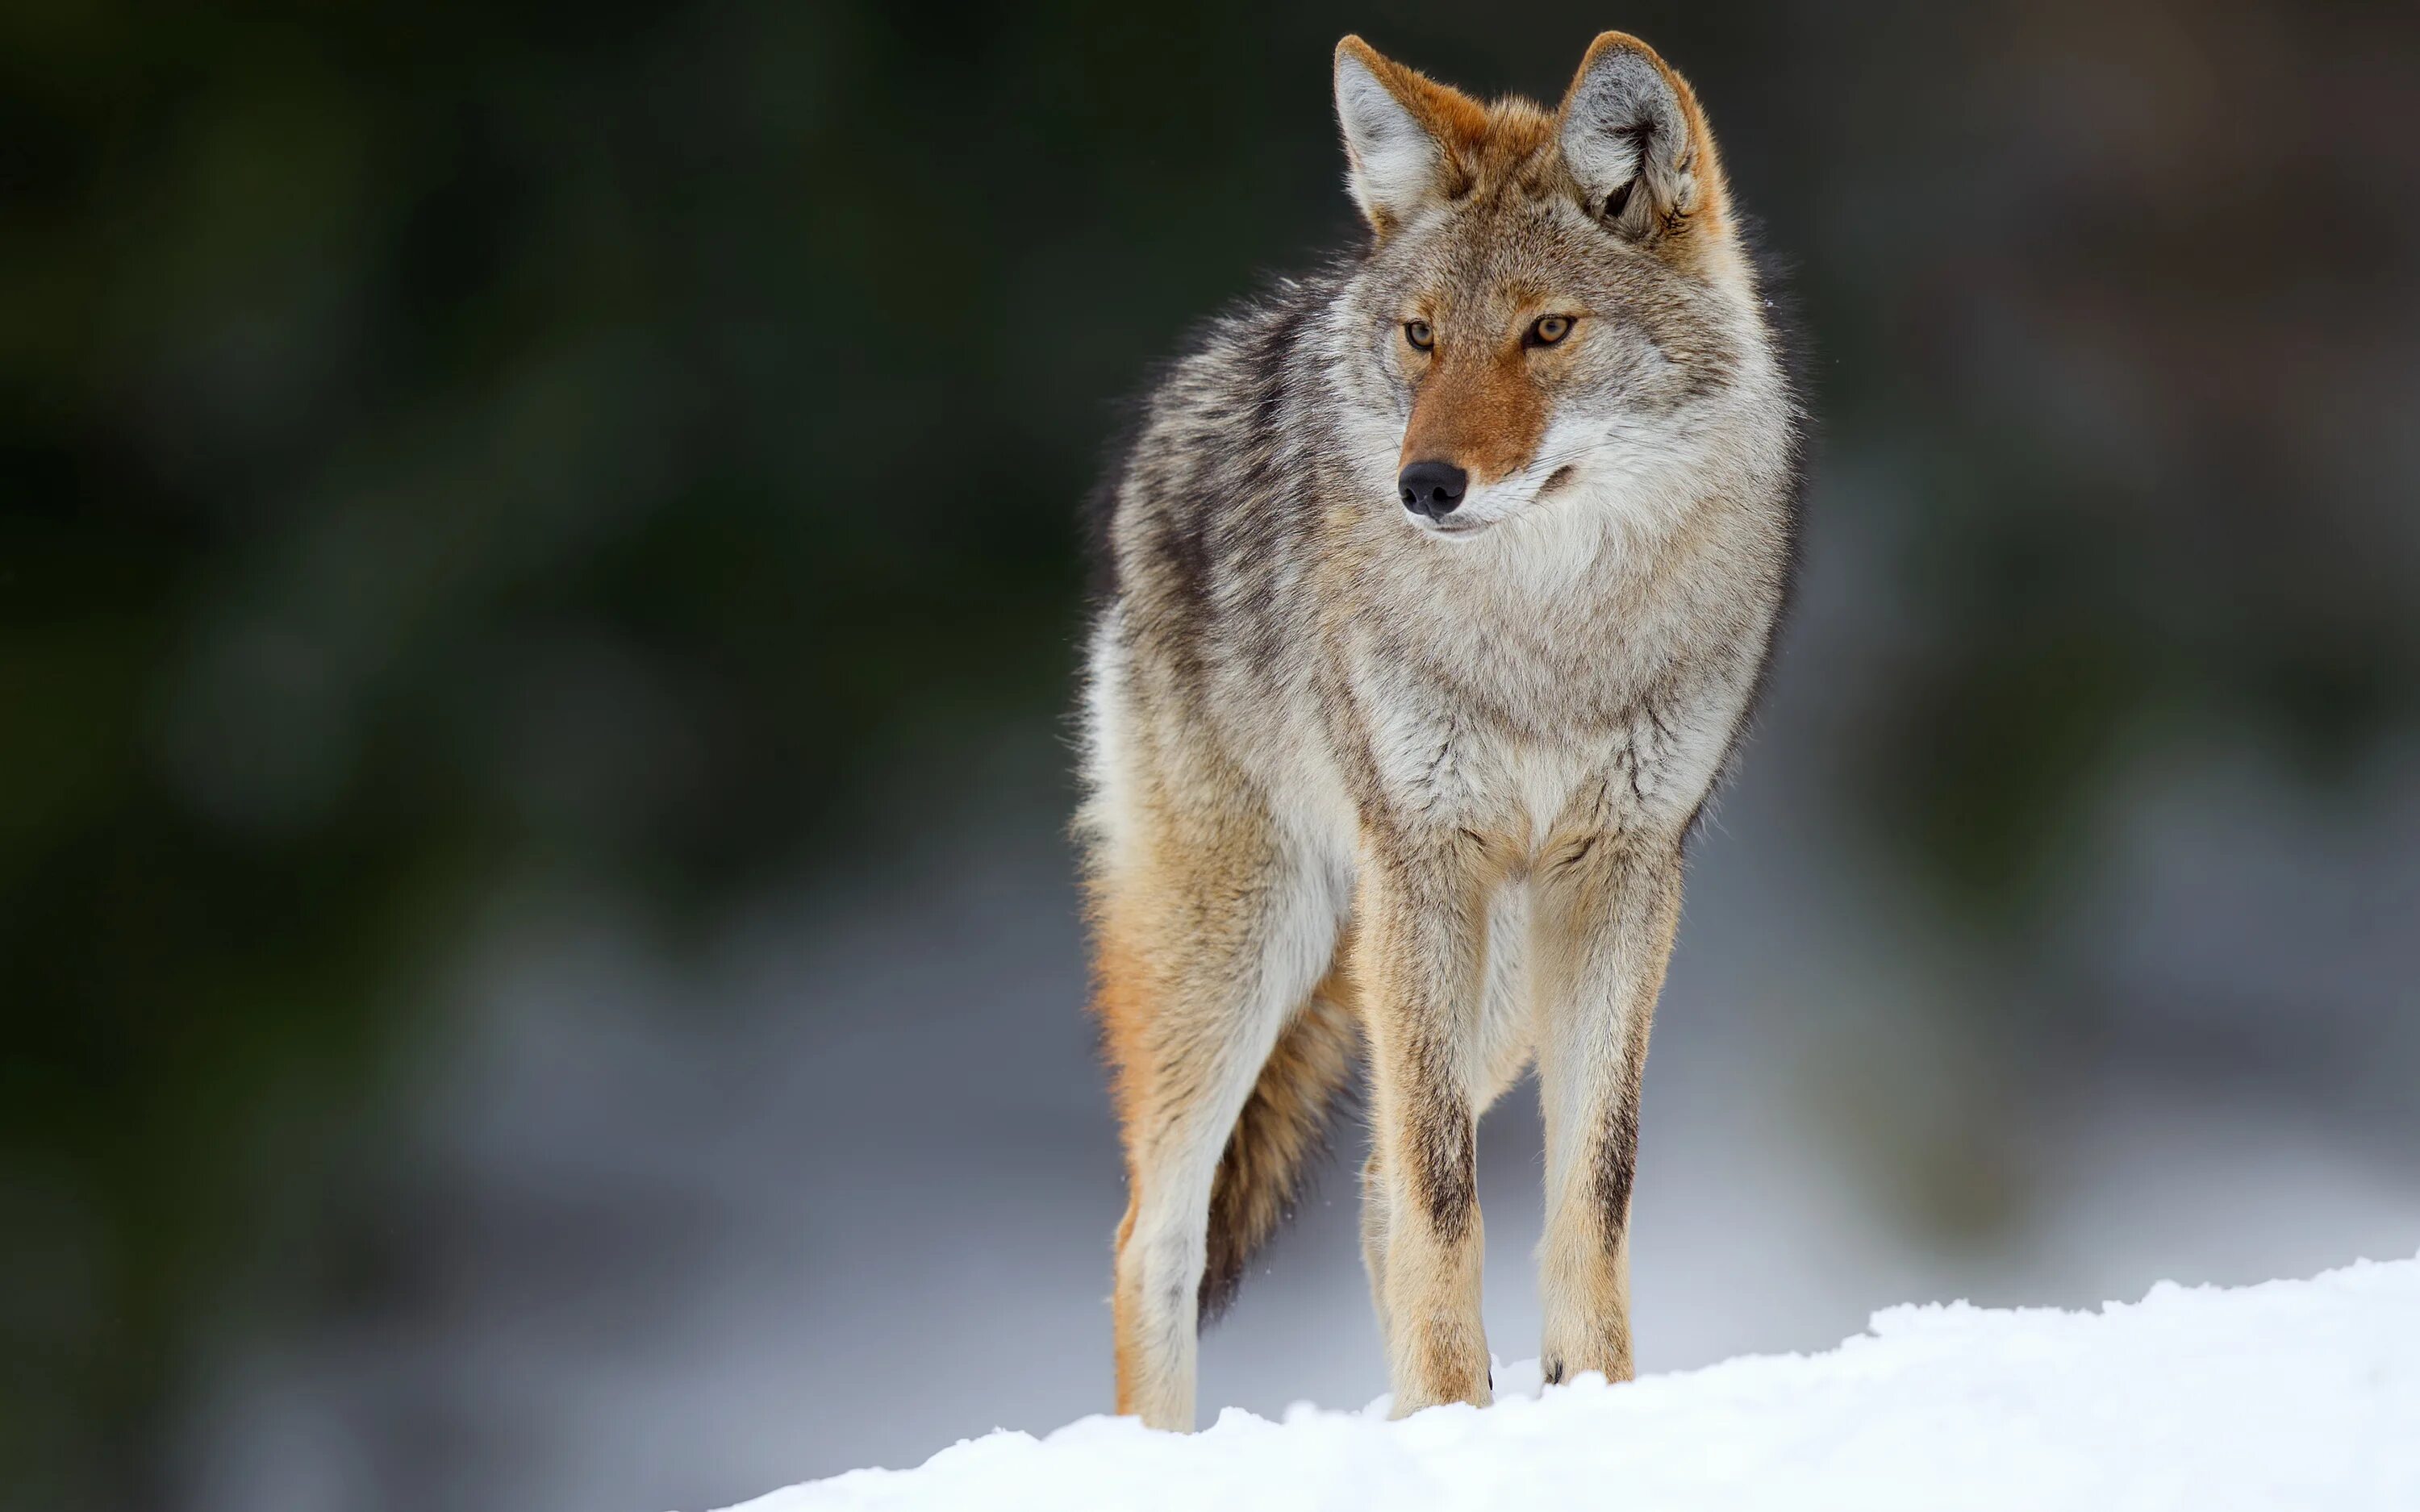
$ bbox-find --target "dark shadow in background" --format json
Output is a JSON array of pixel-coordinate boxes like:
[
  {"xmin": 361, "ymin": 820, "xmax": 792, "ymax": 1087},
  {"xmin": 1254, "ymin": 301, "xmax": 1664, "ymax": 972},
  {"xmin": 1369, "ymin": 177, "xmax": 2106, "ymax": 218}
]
[{"xmin": 4, "ymin": 3, "xmax": 2417, "ymax": 1510}]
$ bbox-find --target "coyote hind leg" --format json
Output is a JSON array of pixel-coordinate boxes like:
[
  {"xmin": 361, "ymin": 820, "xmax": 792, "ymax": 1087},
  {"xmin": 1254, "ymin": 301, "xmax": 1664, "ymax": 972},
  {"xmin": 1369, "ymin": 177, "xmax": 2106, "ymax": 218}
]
[{"xmin": 1095, "ymin": 807, "xmax": 1343, "ymax": 1431}]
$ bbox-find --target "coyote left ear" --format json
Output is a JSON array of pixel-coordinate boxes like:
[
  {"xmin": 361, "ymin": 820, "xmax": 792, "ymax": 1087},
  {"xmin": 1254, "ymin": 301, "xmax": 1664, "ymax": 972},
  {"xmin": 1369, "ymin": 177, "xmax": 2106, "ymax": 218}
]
[{"xmin": 1558, "ymin": 33, "xmax": 1725, "ymax": 248}]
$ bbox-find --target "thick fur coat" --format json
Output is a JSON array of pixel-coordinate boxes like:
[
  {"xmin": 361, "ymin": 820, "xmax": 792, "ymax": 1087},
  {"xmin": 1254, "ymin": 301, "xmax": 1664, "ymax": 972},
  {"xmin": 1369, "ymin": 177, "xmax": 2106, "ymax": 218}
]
[{"xmin": 1077, "ymin": 31, "xmax": 1801, "ymax": 1429}]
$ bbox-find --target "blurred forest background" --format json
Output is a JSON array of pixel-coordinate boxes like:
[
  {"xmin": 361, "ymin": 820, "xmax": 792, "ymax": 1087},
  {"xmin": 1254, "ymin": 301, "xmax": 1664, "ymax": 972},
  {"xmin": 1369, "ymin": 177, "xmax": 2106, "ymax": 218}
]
[{"xmin": 5, "ymin": 2, "xmax": 2418, "ymax": 1510}]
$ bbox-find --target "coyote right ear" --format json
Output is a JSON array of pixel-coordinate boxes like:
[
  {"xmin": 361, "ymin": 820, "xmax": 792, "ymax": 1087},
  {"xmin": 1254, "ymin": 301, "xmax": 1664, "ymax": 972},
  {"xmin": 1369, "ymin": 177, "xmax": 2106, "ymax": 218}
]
[
  {"xmin": 1333, "ymin": 36, "xmax": 1487, "ymax": 237},
  {"xmin": 1558, "ymin": 32, "xmax": 1726, "ymax": 248}
]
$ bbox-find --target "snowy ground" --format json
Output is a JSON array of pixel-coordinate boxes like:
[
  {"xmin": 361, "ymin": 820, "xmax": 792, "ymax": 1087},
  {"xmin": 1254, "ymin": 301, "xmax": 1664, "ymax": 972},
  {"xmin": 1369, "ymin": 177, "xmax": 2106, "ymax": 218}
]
[{"xmin": 724, "ymin": 1256, "xmax": 2420, "ymax": 1512}]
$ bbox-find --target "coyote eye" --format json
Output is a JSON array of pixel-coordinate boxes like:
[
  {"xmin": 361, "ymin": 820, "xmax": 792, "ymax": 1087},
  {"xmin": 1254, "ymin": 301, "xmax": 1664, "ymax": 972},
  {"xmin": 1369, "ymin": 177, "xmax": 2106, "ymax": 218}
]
[
  {"xmin": 1403, "ymin": 319, "xmax": 1433, "ymax": 352},
  {"xmin": 1528, "ymin": 314, "xmax": 1574, "ymax": 347}
]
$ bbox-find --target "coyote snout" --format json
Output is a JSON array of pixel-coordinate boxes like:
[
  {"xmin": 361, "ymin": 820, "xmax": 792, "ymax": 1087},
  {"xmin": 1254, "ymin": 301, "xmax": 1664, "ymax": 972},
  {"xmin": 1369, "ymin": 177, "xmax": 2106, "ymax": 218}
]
[
  {"xmin": 1398, "ymin": 459, "xmax": 1467, "ymax": 519},
  {"xmin": 1079, "ymin": 27, "xmax": 1800, "ymax": 1435}
]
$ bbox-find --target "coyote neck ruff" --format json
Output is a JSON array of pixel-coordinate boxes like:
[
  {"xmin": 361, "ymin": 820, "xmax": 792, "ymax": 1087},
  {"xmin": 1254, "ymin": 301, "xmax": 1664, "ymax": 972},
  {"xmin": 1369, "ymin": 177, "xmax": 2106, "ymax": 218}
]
[{"xmin": 1078, "ymin": 32, "xmax": 1800, "ymax": 1431}]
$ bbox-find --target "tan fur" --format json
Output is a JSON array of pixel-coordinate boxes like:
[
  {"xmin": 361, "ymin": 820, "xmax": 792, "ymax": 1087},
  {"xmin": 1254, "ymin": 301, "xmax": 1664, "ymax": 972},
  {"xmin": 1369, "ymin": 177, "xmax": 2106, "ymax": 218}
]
[
  {"xmin": 1400, "ymin": 336, "xmax": 1552, "ymax": 488},
  {"xmin": 1082, "ymin": 31, "xmax": 1799, "ymax": 1430}
]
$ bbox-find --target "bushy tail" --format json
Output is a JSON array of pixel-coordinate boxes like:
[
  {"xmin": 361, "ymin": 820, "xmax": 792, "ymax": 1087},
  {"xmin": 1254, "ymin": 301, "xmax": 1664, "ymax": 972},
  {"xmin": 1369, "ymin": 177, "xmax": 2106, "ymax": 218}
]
[{"xmin": 1199, "ymin": 973, "xmax": 1359, "ymax": 1322}]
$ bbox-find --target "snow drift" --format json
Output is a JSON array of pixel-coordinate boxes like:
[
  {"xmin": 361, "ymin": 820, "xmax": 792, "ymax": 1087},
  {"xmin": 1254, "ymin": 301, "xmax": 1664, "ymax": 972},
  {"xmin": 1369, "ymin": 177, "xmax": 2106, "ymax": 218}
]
[{"xmin": 724, "ymin": 1256, "xmax": 2420, "ymax": 1511}]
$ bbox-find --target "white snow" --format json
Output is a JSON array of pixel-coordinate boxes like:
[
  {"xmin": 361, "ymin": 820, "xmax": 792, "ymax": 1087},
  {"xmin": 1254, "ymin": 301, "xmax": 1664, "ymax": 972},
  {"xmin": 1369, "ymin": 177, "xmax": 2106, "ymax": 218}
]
[{"xmin": 720, "ymin": 1255, "xmax": 2420, "ymax": 1511}]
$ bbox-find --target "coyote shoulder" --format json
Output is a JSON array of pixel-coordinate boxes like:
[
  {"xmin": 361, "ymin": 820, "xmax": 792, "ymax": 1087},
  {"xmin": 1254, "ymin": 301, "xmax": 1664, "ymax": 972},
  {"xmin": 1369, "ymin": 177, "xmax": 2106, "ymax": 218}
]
[{"xmin": 1077, "ymin": 31, "xmax": 1800, "ymax": 1429}]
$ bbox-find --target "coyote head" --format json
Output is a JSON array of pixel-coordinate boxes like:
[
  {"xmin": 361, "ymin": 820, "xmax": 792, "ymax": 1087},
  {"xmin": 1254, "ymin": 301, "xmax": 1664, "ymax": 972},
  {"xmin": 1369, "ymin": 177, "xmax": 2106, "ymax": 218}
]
[{"xmin": 1330, "ymin": 33, "xmax": 1775, "ymax": 543}]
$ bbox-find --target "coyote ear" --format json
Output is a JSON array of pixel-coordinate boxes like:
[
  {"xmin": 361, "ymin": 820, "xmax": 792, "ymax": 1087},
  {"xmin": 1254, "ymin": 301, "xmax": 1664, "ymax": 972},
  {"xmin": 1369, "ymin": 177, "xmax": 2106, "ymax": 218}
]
[
  {"xmin": 1333, "ymin": 36, "xmax": 1486, "ymax": 236},
  {"xmin": 1558, "ymin": 32, "xmax": 1724, "ymax": 248}
]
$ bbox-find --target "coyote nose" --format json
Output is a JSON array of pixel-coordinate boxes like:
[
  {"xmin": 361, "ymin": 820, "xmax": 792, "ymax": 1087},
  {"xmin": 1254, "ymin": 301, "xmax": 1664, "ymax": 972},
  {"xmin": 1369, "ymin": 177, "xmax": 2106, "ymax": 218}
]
[{"xmin": 1398, "ymin": 460, "xmax": 1467, "ymax": 519}]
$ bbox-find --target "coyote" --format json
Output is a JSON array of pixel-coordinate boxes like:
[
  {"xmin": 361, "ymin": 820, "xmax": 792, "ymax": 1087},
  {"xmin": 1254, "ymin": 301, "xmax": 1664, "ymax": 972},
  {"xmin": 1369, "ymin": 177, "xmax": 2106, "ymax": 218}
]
[{"xmin": 1077, "ymin": 31, "xmax": 1800, "ymax": 1429}]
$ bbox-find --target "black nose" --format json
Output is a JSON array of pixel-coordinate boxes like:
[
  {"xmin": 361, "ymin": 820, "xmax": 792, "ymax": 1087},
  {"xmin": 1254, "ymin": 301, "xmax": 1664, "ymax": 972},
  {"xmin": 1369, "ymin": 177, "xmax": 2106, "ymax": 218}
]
[{"xmin": 1398, "ymin": 460, "xmax": 1468, "ymax": 519}]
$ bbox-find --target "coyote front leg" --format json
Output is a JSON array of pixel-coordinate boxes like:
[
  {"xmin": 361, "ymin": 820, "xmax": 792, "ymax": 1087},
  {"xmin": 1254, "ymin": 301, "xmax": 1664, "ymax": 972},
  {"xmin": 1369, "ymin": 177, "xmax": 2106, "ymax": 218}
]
[
  {"xmin": 1531, "ymin": 831, "xmax": 1683, "ymax": 1386},
  {"xmin": 1355, "ymin": 827, "xmax": 1504, "ymax": 1415}
]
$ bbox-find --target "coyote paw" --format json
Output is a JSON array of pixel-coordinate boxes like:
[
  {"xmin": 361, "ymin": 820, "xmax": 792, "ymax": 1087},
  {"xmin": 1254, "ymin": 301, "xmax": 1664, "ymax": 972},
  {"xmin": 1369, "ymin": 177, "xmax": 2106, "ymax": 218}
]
[{"xmin": 1538, "ymin": 1330, "xmax": 1634, "ymax": 1389}]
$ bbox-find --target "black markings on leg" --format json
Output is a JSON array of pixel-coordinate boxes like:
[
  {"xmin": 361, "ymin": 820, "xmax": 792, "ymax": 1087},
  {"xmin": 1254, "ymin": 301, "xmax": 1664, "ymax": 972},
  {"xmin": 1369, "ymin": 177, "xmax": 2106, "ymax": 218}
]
[
  {"xmin": 1410, "ymin": 1092, "xmax": 1476, "ymax": 1243},
  {"xmin": 1590, "ymin": 1083, "xmax": 1643, "ymax": 1246}
]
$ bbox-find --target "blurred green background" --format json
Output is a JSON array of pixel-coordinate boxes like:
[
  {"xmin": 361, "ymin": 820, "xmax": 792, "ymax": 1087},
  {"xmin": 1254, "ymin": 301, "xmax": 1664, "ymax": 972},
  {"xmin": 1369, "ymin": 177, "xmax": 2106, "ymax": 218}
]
[{"xmin": 6, "ymin": 2, "xmax": 2418, "ymax": 1510}]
